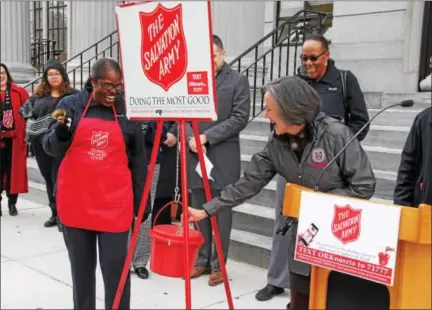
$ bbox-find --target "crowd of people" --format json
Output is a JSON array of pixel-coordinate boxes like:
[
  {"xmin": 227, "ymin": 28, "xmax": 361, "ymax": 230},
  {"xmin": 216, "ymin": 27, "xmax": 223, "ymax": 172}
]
[{"xmin": 1, "ymin": 33, "xmax": 431, "ymax": 310}]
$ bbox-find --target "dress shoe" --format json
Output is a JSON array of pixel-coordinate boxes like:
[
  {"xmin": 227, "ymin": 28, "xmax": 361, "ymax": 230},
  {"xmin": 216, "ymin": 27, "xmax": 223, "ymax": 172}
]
[
  {"xmin": 134, "ymin": 267, "xmax": 149, "ymax": 279},
  {"xmin": 208, "ymin": 271, "xmax": 224, "ymax": 286},
  {"xmin": 44, "ymin": 216, "xmax": 57, "ymax": 228},
  {"xmin": 57, "ymin": 220, "xmax": 63, "ymax": 232},
  {"xmin": 255, "ymin": 284, "xmax": 285, "ymax": 301},
  {"xmin": 191, "ymin": 266, "xmax": 211, "ymax": 279},
  {"xmin": 8, "ymin": 204, "xmax": 18, "ymax": 216}
]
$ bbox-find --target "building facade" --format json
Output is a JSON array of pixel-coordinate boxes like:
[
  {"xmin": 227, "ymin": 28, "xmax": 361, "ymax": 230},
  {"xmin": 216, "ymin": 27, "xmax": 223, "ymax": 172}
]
[{"xmin": 0, "ymin": 1, "xmax": 431, "ymax": 91}]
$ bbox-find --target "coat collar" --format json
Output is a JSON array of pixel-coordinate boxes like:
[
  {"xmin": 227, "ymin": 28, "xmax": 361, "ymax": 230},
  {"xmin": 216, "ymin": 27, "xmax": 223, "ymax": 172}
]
[{"xmin": 216, "ymin": 62, "xmax": 230, "ymax": 88}]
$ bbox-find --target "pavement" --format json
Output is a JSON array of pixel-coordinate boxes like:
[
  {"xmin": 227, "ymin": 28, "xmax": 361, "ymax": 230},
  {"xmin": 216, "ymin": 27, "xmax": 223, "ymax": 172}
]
[{"xmin": 1, "ymin": 184, "xmax": 290, "ymax": 309}]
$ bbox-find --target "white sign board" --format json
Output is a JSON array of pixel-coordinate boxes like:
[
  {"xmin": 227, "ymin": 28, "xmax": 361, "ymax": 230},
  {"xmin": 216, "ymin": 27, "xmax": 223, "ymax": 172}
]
[
  {"xmin": 295, "ymin": 191, "xmax": 401, "ymax": 286},
  {"xmin": 115, "ymin": 1, "xmax": 217, "ymax": 120}
]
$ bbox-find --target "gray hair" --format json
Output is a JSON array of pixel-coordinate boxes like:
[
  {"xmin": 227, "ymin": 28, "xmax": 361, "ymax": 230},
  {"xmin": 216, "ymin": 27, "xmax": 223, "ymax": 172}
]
[{"xmin": 261, "ymin": 76, "xmax": 322, "ymax": 125}]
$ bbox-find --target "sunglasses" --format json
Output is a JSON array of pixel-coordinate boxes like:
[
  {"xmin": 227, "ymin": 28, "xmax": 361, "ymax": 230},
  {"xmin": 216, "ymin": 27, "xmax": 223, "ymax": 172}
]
[{"xmin": 300, "ymin": 50, "xmax": 327, "ymax": 62}]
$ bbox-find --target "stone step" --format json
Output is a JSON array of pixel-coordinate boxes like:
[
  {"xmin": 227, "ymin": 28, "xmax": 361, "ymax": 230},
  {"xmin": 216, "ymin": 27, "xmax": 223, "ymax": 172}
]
[
  {"xmin": 240, "ymin": 152, "xmax": 398, "ymax": 204},
  {"xmin": 240, "ymin": 133, "xmax": 402, "ymax": 172},
  {"xmin": 244, "ymin": 118, "xmax": 411, "ymax": 149},
  {"xmin": 250, "ymin": 106, "xmax": 421, "ymax": 125}
]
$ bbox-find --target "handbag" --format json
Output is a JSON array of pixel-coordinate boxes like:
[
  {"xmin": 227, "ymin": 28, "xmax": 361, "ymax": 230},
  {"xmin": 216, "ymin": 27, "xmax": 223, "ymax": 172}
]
[{"xmin": 25, "ymin": 114, "xmax": 52, "ymax": 142}]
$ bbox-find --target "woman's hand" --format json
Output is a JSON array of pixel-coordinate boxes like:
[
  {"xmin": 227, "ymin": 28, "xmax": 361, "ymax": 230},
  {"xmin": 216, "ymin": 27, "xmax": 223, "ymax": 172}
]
[{"xmin": 186, "ymin": 207, "xmax": 208, "ymax": 222}]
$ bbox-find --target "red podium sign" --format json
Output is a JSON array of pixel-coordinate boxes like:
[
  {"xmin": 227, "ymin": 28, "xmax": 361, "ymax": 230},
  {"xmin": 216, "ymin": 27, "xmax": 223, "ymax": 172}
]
[{"xmin": 295, "ymin": 191, "xmax": 401, "ymax": 286}]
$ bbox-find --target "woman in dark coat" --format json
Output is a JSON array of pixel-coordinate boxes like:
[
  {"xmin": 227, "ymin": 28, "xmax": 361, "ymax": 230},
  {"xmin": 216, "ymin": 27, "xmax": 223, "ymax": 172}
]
[
  {"xmin": 0, "ymin": 63, "xmax": 29, "ymax": 216},
  {"xmin": 188, "ymin": 76, "xmax": 376, "ymax": 309},
  {"xmin": 20, "ymin": 59, "xmax": 78, "ymax": 229}
]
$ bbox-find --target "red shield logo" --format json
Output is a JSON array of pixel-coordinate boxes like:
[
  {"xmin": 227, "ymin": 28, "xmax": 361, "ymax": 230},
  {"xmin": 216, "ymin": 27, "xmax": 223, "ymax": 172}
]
[
  {"xmin": 140, "ymin": 3, "xmax": 188, "ymax": 91},
  {"xmin": 331, "ymin": 204, "xmax": 362, "ymax": 244},
  {"xmin": 2, "ymin": 110, "xmax": 14, "ymax": 128},
  {"xmin": 91, "ymin": 131, "xmax": 109, "ymax": 149}
]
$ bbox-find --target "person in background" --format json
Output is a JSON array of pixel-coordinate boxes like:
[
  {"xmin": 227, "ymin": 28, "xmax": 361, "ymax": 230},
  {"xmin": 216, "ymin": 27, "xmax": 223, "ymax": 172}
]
[
  {"xmin": 0, "ymin": 63, "xmax": 29, "ymax": 216},
  {"xmin": 187, "ymin": 34, "xmax": 251, "ymax": 286},
  {"xmin": 298, "ymin": 34, "xmax": 369, "ymax": 140},
  {"xmin": 20, "ymin": 59, "xmax": 78, "ymax": 230},
  {"xmin": 394, "ymin": 106, "xmax": 432, "ymax": 207},
  {"xmin": 257, "ymin": 33, "xmax": 371, "ymax": 301},
  {"xmin": 43, "ymin": 58, "xmax": 149, "ymax": 310},
  {"xmin": 187, "ymin": 76, "xmax": 376, "ymax": 309},
  {"xmin": 151, "ymin": 121, "xmax": 180, "ymax": 226}
]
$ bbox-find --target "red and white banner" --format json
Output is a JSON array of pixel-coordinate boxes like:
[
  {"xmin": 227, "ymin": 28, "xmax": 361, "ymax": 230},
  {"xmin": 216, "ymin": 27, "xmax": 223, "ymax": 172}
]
[
  {"xmin": 115, "ymin": 1, "xmax": 217, "ymax": 120},
  {"xmin": 295, "ymin": 192, "xmax": 401, "ymax": 286}
]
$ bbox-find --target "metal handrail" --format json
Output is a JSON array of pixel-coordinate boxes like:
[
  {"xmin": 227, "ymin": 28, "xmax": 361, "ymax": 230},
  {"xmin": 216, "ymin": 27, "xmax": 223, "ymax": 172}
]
[
  {"xmin": 228, "ymin": 10, "xmax": 327, "ymax": 67},
  {"xmin": 227, "ymin": 10, "xmax": 329, "ymax": 121},
  {"xmin": 24, "ymin": 30, "xmax": 118, "ymax": 90}
]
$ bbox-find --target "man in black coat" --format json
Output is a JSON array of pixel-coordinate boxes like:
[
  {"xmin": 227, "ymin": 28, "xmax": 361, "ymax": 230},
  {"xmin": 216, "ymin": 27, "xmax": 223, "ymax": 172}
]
[{"xmin": 394, "ymin": 106, "xmax": 432, "ymax": 207}]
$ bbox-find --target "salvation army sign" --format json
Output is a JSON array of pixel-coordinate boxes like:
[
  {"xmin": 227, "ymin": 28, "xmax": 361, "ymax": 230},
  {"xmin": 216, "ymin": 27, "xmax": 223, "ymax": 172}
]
[
  {"xmin": 295, "ymin": 191, "xmax": 401, "ymax": 286},
  {"xmin": 115, "ymin": 1, "xmax": 217, "ymax": 120}
]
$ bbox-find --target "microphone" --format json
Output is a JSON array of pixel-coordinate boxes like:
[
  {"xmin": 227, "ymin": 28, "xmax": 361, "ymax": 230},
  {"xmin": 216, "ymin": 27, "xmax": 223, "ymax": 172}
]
[
  {"xmin": 276, "ymin": 100, "xmax": 415, "ymax": 236},
  {"xmin": 314, "ymin": 100, "xmax": 415, "ymax": 191}
]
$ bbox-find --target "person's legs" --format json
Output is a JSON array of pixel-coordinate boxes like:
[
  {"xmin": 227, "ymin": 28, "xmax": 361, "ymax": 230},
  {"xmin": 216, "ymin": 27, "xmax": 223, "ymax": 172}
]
[
  {"xmin": 33, "ymin": 135, "xmax": 56, "ymax": 224},
  {"xmin": 151, "ymin": 196, "xmax": 172, "ymax": 227},
  {"xmin": 98, "ymin": 230, "xmax": 131, "ymax": 310},
  {"xmin": 208, "ymin": 189, "xmax": 233, "ymax": 286},
  {"xmin": 190, "ymin": 189, "xmax": 212, "ymax": 277},
  {"xmin": 287, "ymin": 272, "xmax": 310, "ymax": 310},
  {"xmin": 130, "ymin": 216, "xmax": 151, "ymax": 279},
  {"xmin": 257, "ymin": 175, "xmax": 290, "ymax": 300},
  {"xmin": 63, "ymin": 226, "xmax": 97, "ymax": 309},
  {"xmin": 1, "ymin": 139, "xmax": 18, "ymax": 215}
]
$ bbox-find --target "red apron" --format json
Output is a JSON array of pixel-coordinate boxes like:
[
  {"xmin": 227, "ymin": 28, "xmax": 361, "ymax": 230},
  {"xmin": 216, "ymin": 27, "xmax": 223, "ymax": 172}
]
[{"xmin": 57, "ymin": 96, "xmax": 133, "ymax": 232}]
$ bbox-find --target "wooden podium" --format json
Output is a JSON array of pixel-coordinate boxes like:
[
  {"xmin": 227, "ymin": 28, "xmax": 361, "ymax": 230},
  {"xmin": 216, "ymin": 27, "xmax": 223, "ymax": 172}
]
[{"xmin": 282, "ymin": 183, "xmax": 431, "ymax": 309}]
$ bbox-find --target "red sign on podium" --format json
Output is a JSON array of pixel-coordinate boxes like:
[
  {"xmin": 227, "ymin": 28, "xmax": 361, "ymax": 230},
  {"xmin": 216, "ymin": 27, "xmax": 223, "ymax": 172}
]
[{"xmin": 295, "ymin": 191, "xmax": 401, "ymax": 286}]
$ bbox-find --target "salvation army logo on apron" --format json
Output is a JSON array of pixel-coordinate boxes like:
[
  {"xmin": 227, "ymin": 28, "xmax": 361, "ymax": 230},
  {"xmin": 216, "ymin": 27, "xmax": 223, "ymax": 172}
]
[
  {"xmin": 88, "ymin": 131, "xmax": 110, "ymax": 160},
  {"xmin": 91, "ymin": 131, "xmax": 109, "ymax": 149},
  {"xmin": 311, "ymin": 147, "xmax": 327, "ymax": 169},
  {"xmin": 2, "ymin": 110, "xmax": 14, "ymax": 128}
]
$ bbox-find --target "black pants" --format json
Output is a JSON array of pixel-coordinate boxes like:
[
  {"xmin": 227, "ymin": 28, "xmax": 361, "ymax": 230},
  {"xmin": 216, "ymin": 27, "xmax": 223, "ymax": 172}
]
[
  {"xmin": 32, "ymin": 135, "xmax": 60, "ymax": 207},
  {"xmin": 63, "ymin": 226, "xmax": 131, "ymax": 310},
  {"xmin": 151, "ymin": 196, "xmax": 173, "ymax": 227},
  {"xmin": 0, "ymin": 138, "xmax": 18, "ymax": 205}
]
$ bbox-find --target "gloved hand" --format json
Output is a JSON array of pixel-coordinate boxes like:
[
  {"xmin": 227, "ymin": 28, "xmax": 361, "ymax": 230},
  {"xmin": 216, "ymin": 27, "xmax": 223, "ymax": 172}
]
[{"xmin": 54, "ymin": 118, "xmax": 72, "ymax": 141}]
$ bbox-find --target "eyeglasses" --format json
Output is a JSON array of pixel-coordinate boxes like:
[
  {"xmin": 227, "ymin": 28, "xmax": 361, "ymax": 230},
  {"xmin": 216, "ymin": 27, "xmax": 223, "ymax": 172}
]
[
  {"xmin": 47, "ymin": 72, "xmax": 62, "ymax": 78},
  {"xmin": 99, "ymin": 82, "xmax": 123, "ymax": 91},
  {"xmin": 300, "ymin": 50, "xmax": 327, "ymax": 62}
]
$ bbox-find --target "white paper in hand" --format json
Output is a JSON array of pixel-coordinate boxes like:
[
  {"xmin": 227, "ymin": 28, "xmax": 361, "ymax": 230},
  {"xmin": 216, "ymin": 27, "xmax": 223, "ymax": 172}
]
[{"xmin": 195, "ymin": 154, "xmax": 215, "ymax": 181}]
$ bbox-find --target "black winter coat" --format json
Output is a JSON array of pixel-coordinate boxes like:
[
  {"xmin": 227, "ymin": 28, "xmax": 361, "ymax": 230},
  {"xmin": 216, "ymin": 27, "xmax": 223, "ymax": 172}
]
[
  {"xmin": 394, "ymin": 107, "xmax": 432, "ymax": 207},
  {"xmin": 298, "ymin": 59, "xmax": 370, "ymax": 141}
]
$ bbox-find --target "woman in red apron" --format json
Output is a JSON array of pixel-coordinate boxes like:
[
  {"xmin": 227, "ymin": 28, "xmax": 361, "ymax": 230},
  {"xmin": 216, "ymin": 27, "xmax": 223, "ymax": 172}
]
[
  {"xmin": 0, "ymin": 63, "xmax": 29, "ymax": 217},
  {"xmin": 43, "ymin": 58, "xmax": 150, "ymax": 310}
]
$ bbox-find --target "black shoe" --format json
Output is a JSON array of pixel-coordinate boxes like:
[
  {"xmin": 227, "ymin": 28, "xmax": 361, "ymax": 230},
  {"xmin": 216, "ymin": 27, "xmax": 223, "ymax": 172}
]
[
  {"xmin": 134, "ymin": 267, "xmax": 149, "ymax": 279},
  {"xmin": 57, "ymin": 220, "xmax": 63, "ymax": 232},
  {"xmin": 44, "ymin": 216, "xmax": 57, "ymax": 227},
  {"xmin": 8, "ymin": 204, "xmax": 18, "ymax": 216},
  {"xmin": 255, "ymin": 284, "xmax": 284, "ymax": 301}
]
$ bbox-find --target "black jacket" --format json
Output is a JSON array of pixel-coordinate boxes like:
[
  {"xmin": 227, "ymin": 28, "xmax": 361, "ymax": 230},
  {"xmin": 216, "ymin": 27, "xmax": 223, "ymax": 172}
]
[
  {"xmin": 394, "ymin": 107, "xmax": 432, "ymax": 207},
  {"xmin": 298, "ymin": 59, "xmax": 370, "ymax": 141},
  {"xmin": 42, "ymin": 89, "xmax": 150, "ymax": 219}
]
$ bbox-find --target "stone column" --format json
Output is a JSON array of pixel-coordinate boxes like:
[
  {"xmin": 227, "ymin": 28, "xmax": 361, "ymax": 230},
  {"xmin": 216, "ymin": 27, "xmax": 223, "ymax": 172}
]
[
  {"xmin": 0, "ymin": 1, "xmax": 35, "ymax": 84},
  {"xmin": 420, "ymin": 74, "xmax": 431, "ymax": 91},
  {"xmin": 211, "ymin": 2, "xmax": 266, "ymax": 62},
  {"xmin": 66, "ymin": 1, "xmax": 120, "ymax": 87}
]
